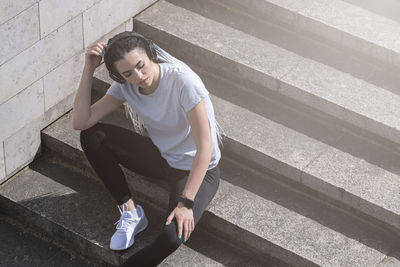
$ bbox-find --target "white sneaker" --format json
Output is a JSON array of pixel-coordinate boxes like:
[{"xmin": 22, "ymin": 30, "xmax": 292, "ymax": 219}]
[{"xmin": 109, "ymin": 203, "xmax": 148, "ymax": 250}]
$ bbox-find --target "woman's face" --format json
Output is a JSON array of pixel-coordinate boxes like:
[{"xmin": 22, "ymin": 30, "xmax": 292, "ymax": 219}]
[{"xmin": 114, "ymin": 48, "xmax": 155, "ymax": 88}]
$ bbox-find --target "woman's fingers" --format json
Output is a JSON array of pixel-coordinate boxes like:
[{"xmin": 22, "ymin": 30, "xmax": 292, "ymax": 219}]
[
  {"xmin": 187, "ymin": 220, "xmax": 194, "ymax": 239},
  {"xmin": 183, "ymin": 220, "xmax": 189, "ymax": 241},
  {"xmin": 87, "ymin": 43, "xmax": 105, "ymax": 56},
  {"xmin": 170, "ymin": 209, "xmax": 194, "ymax": 242},
  {"xmin": 83, "ymin": 42, "xmax": 105, "ymax": 69},
  {"xmin": 187, "ymin": 220, "xmax": 194, "ymax": 240},
  {"xmin": 177, "ymin": 217, "xmax": 192, "ymax": 241},
  {"xmin": 177, "ymin": 217, "xmax": 183, "ymax": 240},
  {"xmin": 96, "ymin": 43, "xmax": 105, "ymax": 54},
  {"xmin": 99, "ymin": 42, "xmax": 107, "ymax": 50},
  {"xmin": 166, "ymin": 211, "xmax": 175, "ymax": 226},
  {"xmin": 86, "ymin": 47, "xmax": 99, "ymax": 56},
  {"xmin": 182, "ymin": 218, "xmax": 195, "ymax": 242},
  {"xmin": 91, "ymin": 46, "xmax": 102, "ymax": 55}
]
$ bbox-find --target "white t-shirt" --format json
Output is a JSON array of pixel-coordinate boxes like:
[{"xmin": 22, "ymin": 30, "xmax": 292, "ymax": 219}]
[{"xmin": 105, "ymin": 62, "xmax": 221, "ymax": 170}]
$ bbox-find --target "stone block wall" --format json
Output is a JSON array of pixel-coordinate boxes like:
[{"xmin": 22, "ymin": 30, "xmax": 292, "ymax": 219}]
[{"xmin": 0, "ymin": 0, "xmax": 157, "ymax": 183}]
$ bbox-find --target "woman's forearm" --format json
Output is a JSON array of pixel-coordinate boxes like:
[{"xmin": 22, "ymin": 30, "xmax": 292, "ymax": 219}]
[
  {"xmin": 71, "ymin": 66, "xmax": 95, "ymax": 130},
  {"xmin": 182, "ymin": 144, "xmax": 213, "ymax": 200}
]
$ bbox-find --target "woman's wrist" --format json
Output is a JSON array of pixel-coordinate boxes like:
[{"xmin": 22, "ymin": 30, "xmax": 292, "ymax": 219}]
[
  {"xmin": 83, "ymin": 65, "xmax": 96, "ymax": 74},
  {"xmin": 181, "ymin": 193, "xmax": 194, "ymax": 201}
]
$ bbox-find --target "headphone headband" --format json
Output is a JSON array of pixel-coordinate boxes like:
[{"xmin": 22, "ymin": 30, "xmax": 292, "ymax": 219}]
[{"xmin": 104, "ymin": 31, "xmax": 157, "ymax": 84}]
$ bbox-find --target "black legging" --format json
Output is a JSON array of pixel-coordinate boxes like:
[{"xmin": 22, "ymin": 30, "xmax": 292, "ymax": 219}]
[{"xmin": 79, "ymin": 122, "xmax": 220, "ymax": 267}]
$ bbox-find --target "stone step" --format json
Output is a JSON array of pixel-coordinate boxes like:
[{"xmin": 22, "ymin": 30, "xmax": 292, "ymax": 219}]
[
  {"xmin": 39, "ymin": 108, "xmax": 400, "ymax": 266},
  {"xmin": 341, "ymin": 0, "xmax": 400, "ymax": 23},
  {"xmin": 213, "ymin": 0, "xmax": 400, "ymax": 70},
  {"xmin": 0, "ymin": 212, "xmax": 91, "ymax": 266},
  {"xmin": 344, "ymin": 0, "xmax": 400, "ymax": 22},
  {"xmin": 132, "ymin": 0, "xmax": 400, "ymax": 147},
  {"xmin": 0, "ymin": 152, "xmax": 269, "ymax": 267}
]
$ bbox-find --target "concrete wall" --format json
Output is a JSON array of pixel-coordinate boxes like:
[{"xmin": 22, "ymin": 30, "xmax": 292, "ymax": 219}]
[{"xmin": 0, "ymin": 0, "xmax": 157, "ymax": 184}]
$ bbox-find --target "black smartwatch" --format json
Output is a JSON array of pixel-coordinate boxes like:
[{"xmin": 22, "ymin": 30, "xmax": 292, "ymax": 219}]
[{"xmin": 178, "ymin": 195, "xmax": 194, "ymax": 209}]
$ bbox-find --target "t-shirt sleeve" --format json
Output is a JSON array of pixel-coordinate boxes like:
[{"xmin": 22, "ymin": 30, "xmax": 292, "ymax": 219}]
[
  {"xmin": 106, "ymin": 82, "xmax": 125, "ymax": 101},
  {"xmin": 179, "ymin": 71, "xmax": 209, "ymax": 112}
]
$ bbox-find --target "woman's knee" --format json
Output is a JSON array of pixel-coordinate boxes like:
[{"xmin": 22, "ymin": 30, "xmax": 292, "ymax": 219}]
[{"xmin": 79, "ymin": 123, "xmax": 106, "ymax": 151}]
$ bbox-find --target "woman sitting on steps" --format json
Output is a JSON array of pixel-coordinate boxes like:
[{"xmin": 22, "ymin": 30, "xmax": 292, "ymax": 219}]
[{"xmin": 71, "ymin": 30, "xmax": 223, "ymax": 266}]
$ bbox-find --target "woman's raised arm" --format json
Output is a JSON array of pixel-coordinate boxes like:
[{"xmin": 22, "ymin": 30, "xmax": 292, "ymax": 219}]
[{"xmin": 71, "ymin": 42, "xmax": 106, "ymax": 130}]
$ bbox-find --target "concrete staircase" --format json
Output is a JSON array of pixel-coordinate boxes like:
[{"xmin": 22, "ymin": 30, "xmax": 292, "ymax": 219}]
[{"xmin": 1, "ymin": 0, "xmax": 400, "ymax": 266}]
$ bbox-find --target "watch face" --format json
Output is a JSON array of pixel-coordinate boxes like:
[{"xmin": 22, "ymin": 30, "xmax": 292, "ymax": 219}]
[{"xmin": 179, "ymin": 197, "xmax": 194, "ymax": 209}]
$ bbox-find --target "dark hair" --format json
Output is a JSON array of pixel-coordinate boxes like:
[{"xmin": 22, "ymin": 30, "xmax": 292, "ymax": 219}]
[{"xmin": 104, "ymin": 35, "xmax": 154, "ymax": 76}]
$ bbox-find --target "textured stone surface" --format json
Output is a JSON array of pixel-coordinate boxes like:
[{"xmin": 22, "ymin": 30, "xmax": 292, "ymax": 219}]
[
  {"xmin": 342, "ymin": 0, "xmax": 400, "ymax": 23},
  {"xmin": 332, "ymin": 131, "xmax": 400, "ymax": 177},
  {"xmin": 0, "ymin": 3, "xmax": 39, "ymax": 65},
  {"xmin": 0, "ymin": 214, "xmax": 91, "ymax": 267},
  {"xmin": 82, "ymin": 0, "xmax": 157, "ymax": 47},
  {"xmin": 43, "ymin": 51, "xmax": 85, "ymax": 111},
  {"xmin": 43, "ymin": 112, "xmax": 82, "ymax": 151},
  {"xmin": 86, "ymin": 18, "xmax": 127, "ymax": 49},
  {"xmin": 377, "ymin": 251, "xmax": 400, "ymax": 267},
  {"xmin": 296, "ymin": 0, "xmax": 400, "ymax": 54},
  {"xmin": 267, "ymin": 0, "xmax": 310, "ymax": 12},
  {"xmin": 0, "ymin": 0, "xmax": 39, "ymax": 24},
  {"xmin": 41, "ymin": 90, "xmax": 76, "ymax": 138},
  {"xmin": 159, "ymin": 244, "xmax": 224, "ymax": 266},
  {"xmin": 212, "ymin": 95, "xmax": 329, "ymax": 182},
  {"xmin": 4, "ymin": 118, "xmax": 42, "ymax": 176},
  {"xmin": 211, "ymin": 92, "xmax": 400, "ymax": 232},
  {"xmin": 0, "ymin": 85, "xmax": 77, "ymax": 184},
  {"xmin": 303, "ymin": 145, "xmax": 400, "ymax": 230},
  {"xmin": 39, "ymin": 0, "xmax": 100, "ymax": 37},
  {"xmin": 208, "ymin": 179, "xmax": 389, "ymax": 267},
  {"xmin": 0, "ymin": 141, "xmax": 5, "ymax": 183},
  {"xmin": 0, "ymin": 15, "xmax": 83, "ymax": 105},
  {"xmin": 0, "ymin": 79, "xmax": 44, "ymax": 142},
  {"xmin": 93, "ymin": 62, "xmax": 114, "ymax": 85},
  {"xmin": 242, "ymin": 0, "xmax": 400, "ymax": 67},
  {"xmin": 279, "ymin": 57, "xmax": 400, "ymax": 144},
  {"xmin": 125, "ymin": 17, "xmax": 134, "ymax": 31},
  {"xmin": 134, "ymin": 0, "xmax": 302, "ymax": 92}
]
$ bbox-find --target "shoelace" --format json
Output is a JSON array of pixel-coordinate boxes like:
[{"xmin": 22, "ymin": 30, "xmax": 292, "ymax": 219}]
[{"xmin": 113, "ymin": 203, "xmax": 139, "ymax": 233}]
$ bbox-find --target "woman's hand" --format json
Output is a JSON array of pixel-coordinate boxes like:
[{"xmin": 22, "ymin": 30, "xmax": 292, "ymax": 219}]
[
  {"xmin": 84, "ymin": 42, "xmax": 106, "ymax": 70},
  {"xmin": 166, "ymin": 202, "xmax": 194, "ymax": 242}
]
